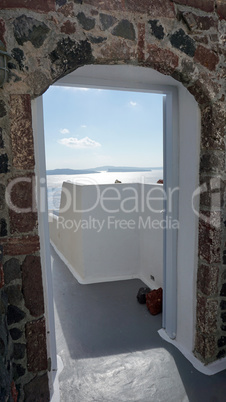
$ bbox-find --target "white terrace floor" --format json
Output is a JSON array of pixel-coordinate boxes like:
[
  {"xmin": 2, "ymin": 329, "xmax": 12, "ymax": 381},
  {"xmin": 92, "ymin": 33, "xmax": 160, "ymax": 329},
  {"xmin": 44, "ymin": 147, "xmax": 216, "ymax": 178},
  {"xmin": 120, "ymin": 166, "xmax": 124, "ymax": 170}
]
[{"xmin": 50, "ymin": 244, "xmax": 226, "ymax": 402}]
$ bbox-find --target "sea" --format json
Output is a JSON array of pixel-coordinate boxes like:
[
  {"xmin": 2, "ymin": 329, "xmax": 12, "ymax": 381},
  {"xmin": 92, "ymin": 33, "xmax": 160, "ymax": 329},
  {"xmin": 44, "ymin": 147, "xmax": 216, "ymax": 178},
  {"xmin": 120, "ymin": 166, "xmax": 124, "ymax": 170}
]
[{"xmin": 47, "ymin": 169, "xmax": 163, "ymax": 211}]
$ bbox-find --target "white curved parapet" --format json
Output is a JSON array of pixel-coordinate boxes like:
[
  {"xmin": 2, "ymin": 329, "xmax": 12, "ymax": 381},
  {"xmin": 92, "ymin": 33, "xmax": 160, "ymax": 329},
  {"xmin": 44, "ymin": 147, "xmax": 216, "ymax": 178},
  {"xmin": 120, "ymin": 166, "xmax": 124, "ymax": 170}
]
[{"xmin": 49, "ymin": 181, "xmax": 163, "ymax": 288}]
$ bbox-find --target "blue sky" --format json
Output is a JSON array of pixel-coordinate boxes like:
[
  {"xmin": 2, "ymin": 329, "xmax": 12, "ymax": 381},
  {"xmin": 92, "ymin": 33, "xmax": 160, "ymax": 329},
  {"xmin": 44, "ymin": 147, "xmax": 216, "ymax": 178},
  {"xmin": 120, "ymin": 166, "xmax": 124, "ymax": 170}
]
[{"xmin": 43, "ymin": 86, "xmax": 163, "ymax": 170}]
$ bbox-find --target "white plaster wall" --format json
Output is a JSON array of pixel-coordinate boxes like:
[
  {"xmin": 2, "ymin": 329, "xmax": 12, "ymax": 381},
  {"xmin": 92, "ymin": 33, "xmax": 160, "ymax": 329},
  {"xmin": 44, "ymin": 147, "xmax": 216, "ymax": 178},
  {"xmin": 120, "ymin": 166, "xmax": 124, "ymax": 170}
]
[
  {"xmin": 176, "ymin": 86, "xmax": 200, "ymax": 352},
  {"xmin": 81, "ymin": 183, "xmax": 140, "ymax": 282},
  {"xmin": 58, "ymin": 182, "xmax": 84, "ymax": 280},
  {"xmin": 49, "ymin": 213, "xmax": 59, "ymax": 249},
  {"xmin": 49, "ymin": 182, "xmax": 164, "ymax": 286},
  {"xmin": 139, "ymin": 184, "xmax": 163, "ymax": 289}
]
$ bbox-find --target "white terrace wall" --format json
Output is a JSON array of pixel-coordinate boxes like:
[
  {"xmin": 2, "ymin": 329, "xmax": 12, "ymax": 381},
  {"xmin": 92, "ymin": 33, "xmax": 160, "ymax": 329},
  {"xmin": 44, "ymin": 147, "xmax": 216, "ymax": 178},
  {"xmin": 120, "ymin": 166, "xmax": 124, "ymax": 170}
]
[{"xmin": 49, "ymin": 181, "xmax": 164, "ymax": 288}]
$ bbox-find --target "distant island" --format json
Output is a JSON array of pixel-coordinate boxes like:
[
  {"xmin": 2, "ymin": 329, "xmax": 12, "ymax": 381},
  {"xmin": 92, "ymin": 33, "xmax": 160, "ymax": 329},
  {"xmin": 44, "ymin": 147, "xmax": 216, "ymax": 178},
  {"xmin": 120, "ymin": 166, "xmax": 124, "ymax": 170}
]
[
  {"xmin": 46, "ymin": 168, "xmax": 97, "ymax": 175},
  {"xmin": 46, "ymin": 166, "xmax": 163, "ymax": 175}
]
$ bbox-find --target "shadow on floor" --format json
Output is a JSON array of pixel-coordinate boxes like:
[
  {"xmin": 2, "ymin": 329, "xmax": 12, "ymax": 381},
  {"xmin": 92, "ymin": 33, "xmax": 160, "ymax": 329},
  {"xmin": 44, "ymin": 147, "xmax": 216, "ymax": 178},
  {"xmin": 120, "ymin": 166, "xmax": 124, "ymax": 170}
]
[{"xmin": 51, "ymin": 244, "xmax": 226, "ymax": 402}]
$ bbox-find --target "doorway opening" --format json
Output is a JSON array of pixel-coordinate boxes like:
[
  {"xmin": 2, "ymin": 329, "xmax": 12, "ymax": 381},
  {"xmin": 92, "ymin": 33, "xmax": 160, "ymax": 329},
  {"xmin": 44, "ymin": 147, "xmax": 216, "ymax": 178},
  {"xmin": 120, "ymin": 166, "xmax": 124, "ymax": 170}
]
[
  {"xmin": 32, "ymin": 64, "xmax": 201, "ymax": 396},
  {"xmin": 42, "ymin": 83, "xmax": 167, "ymax": 392}
]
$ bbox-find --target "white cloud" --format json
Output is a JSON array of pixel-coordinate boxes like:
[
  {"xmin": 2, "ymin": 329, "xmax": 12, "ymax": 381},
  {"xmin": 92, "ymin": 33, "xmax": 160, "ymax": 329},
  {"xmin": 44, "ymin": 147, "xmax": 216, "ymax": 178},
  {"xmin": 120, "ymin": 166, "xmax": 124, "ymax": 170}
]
[
  {"xmin": 130, "ymin": 101, "xmax": 137, "ymax": 106},
  {"xmin": 60, "ymin": 128, "xmax": 70, "ymax": 135},
  {"xmin": 81, "ymin": 125, "xmax": 87, "ymax": 128},
  {"xmin": 58, "ymin": 136, "xmax": 101, "ymax": 149}
]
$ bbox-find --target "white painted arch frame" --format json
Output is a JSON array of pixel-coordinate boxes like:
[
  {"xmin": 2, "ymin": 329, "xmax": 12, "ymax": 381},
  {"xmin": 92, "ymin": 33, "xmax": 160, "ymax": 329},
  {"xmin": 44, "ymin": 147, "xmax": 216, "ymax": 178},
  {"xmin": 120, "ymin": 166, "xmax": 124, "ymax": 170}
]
[{"xmin": 32, "ymin": 64, "xmax": 207, "ymax": 397}]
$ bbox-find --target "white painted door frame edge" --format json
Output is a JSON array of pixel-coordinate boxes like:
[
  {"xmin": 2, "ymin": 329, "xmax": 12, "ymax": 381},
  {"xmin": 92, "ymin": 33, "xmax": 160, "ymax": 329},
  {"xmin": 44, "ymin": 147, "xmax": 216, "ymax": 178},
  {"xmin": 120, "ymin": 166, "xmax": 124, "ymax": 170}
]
[
  {"xmin": 31, "ymin": 71, "xmax": 179, "ymax": 396},
  {"xmin": 32, "ymin": 98, "xmax": 58, "ymax": 400}
]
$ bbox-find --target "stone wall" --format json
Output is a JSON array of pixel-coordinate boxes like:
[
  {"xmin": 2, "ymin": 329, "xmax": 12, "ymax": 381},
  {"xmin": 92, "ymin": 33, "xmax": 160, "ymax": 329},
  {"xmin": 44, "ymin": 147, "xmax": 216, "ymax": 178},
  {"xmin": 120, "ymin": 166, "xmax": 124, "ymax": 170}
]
[{"xmin": 0, "ymin": 0, "xmax": 225, "ymax": 399}]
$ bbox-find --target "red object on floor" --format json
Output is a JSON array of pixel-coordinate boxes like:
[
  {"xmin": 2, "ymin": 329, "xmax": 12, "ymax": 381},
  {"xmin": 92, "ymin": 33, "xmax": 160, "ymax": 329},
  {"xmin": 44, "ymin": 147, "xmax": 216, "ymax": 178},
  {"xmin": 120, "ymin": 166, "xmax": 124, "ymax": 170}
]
[
  {"xmin": 146, "ymin": 288, "xmax": 163, "ymax": 315},
  {"xmin": 157, "ymin": 179, "xmax": 163, "ymax": 184}
]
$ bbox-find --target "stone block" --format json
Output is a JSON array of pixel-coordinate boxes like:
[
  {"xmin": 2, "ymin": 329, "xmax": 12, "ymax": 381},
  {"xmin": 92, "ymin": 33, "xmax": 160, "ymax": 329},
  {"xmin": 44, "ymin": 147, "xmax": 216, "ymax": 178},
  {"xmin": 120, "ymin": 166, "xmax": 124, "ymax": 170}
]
[
  {"xmin": 220, "ymin": 300, "xmax": 226, "ymax": 310},
  {"xmin": 223, "ymin": 250, "xmax": 226, "ymax": 265},
  {"xmin": 188, "ymin": 79, "xmax": 209, "ymax": 105},
  {"xmin": 13, "ymin": 15, "xmax": 50, "ymax": 48},
  {"xmin": 9, "ymin": 210, "xmax": 38, "ymax": 234},
  {"xmin": 26, "ymin": 318, "xmax": 48, "ymax": 372},
  {"xmin": 0, "ymin": 184, "xmax": 5, "ymax": 210},
  {"xmin": 182, "ymin": 12, "xmax": 217, "ymax": 31},
  {"xmin": 193, "ymin": 34, "xmax": 209, "ymax": 45},
  {"xmin": 0, "ymin": 219, "xmax": 7, "ymax": 237},
  {"xmin": 50, "ymin": 38, "xmax": 93, "ymax": 79},
  {"xmin": 195, "ymin": 45, "xmax": 219, "ymax": 71},
  {"xmin": 14, "ymin": 343, "xmax": 26, "ymax": 360},
  {"xmin": 200, "ymin": 151, "xmax": 225, "ymax": 175},
  {"xmin": 0, "ymin": 245, "xmax": 3, "ymax": 263},
  {"xmin": 170, "ymin": 29, "xmax": 196, "ymax": 57},
  {"xmin": 89, "ymin": 36, "xmax": 107, "ymax": 44},
  {"xmin": 7, "ymin": 305, "xmax": 26, "ymax": 326},
  {"xmin": 199, "ymin": 176, "xmax": 224, "ymax": 209},
  {"xmin": 216, "ymin": 0, "xmax": 226, "ymax": 20},
  {"xmin": 10, "ymin": 328, "xmax": 22, "ymax": 341},
  {"xmin": 0, "ymin": 357, "xmax": 13, "ymax": 401},
  {"xmin": 217, "ymin": 349, "xmax": 226, "ymax": 359},
  {"xmin": 56, "ymin": 0, "xmax": 66, "ymax": 5},
  {"xmin": 126, "ymin": 0, "xmax": 176, "ymax": 17},
  {"xmin": 195, "ymin": 332, "xmax": 216, "ymax": 361},
  {"xmin": 8, "ymin": 175, "xmax": 37, "ymax": 233},
  {"xmin": 0, "ymin": 128, "xmax": 4, "ymax": 148},
  {"xmin": 83, "ymin": 0, "xmax": 126, "ymax": 12},
  {"xmin": 11, "ymin": 48, "xmax": 25, "ymax": 71},
  {"xmin": 198, "ymin": 212, "xmax": 221, "ymax": 264},
  {"xmin": 3, "ymin": 258, "xmax": 21, "ymax": 284},
  {"xmin": 0, "ymin": 320, "xmax": 7, "ymax": 355},
  {"xmin": 112, "ymin": 20, "xmax": 136, "ymax": 41},
  {"xmin": 220, "ymin": 284, "xmax": 226, "ymax": 296},
  {"xmin": 0, "ymin": 19, "xmax": 6, "ymax": 45},
  {"xmin": 201, "ymin": 104, "xmax": 225, "ymax": 151},
  {"xmin": 58, "ymin": 2, "xmax": 75, "ymax": 17},
  {"xmin": 99, "ymin": 38, "xmax": 135, "ymax": 63},
  {"xmin": 221, "ymin": 312, "xmax": 226, "ymax": 323},
  {"xmin": 60, "ymin": 20, "xmax": 76, "ymax": 35},
  {"xmin": 22, "ymin": 255, "xmax": 44, "ymax": 317},
  {"xmin": 188, "ymin": 72, "xmax": 221, "ymax": 105},
  {"xmin": 5, "ymin": 285, "xmax": 23, "ymax": 306},
  {"xmin": 0, "ymin": 154, "xmax": 9, "ymax": 173},
  {"xmin": 100, "ymin": 14, "xmax": 117, "ymax": 30},
  {"xmin": 0, "ymin": 100, "xmax": 6, "ymax": 118},
  {"xmin": 0, "ymin": 291, "xmax": 8, "ymax": 316},
  {"xmin": 0, "ymin": 264, "xmax": 4, "ymax": 288},
  {"xmin": 218, "ymin": 336, "xmax": 226, "ymax": 348},
  {"xmin": 77, "ymin": 12, "xmax": 95, "ymax": 31},
  {"xmin": 196, "ymin": 295, "xmax": 218, "ymax": 334},
  {"xmin": 10, "ymin": 95, "xmax": 35, "ymax": 170},
  {"xmin": 12, "ymin": 363, "xmax": 25, "ymax": 380},
  {"xmin": 84, "ymin": 0, "xmax": 175, "ymax": 16},
  {"xmin": 172, "ymin": 0, "xmax": 214, "ymax": 13},
  {"xmin": 148, "ymin": 20, "xmax": 165, "ymax": 40},
  {"xmin": 0, "ymin": 0, "xmax": 55, "ymax": 12},
  {"xmin": 137, "ymin": 22, "xmax": 145, "ymax": 62},
  {"xmin": 145, "ymin": 44, "xmax": 179, "ymax": 75},
  {"xmin": 2, "ymin": 235, "xmax": 40, "ymax": 256},
  {"xmin": 197, "ymin": 264, "xmax": 219, "ymax": 296},
  {"xmin": 23, "ymin": 373, "xmax": 49, "ymax": 401}
]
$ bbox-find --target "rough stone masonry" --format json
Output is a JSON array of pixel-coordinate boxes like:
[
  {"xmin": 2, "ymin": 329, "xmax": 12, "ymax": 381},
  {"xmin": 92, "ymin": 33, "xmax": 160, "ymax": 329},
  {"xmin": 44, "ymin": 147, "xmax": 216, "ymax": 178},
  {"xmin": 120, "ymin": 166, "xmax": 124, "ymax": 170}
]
[{"xmin": 0, "ymin": 0, "xmax": 225, "ymax": 400}]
